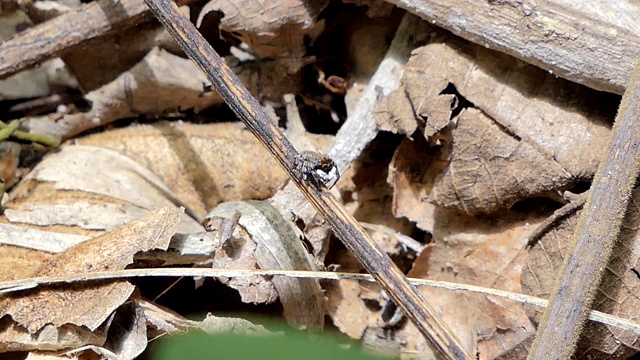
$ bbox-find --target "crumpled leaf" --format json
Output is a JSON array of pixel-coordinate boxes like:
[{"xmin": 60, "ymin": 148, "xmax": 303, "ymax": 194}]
[
  {"xmin": 521, "ymin": 187, "xmax": 640, "ymax": 359},
  {"xmin": 376, "ymin": 29, "xmax": 614, "ymax": 214},
  {"xmin": 0, "ymin": 204, "xmax": 182, "ymax": 351}
]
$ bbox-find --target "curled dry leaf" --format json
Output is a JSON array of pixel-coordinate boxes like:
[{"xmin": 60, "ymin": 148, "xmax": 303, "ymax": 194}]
[
  {"xmin": 0, "ymin": 204, "xmax": 182, "ymax": 352},
  {"xmin": 205, "ymin": 200, "xmax": 324, "ymax": 331},
  {"xmin": 76, "ymin": 122, "xmax": 291, "ymax": 219},
  {"xmin": 521, "ymin": 187, "xmax": 640, "ymax": 358},
  {"xmin": 376, "ymin": 29, "xmax": 614, "ymax": 215},
  {"xmin": 3, "ymin": 145, "xmax": 201, "ymax": 233}
]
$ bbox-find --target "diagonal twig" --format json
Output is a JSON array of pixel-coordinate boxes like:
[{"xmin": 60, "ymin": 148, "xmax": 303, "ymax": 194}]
[
  {"xmin": 528, "ymin": 56, "xmax": 640, "ymax": 359},
  {"xmin": 141, "ymin": 0, "xmax": 473, "ymax": 358}
]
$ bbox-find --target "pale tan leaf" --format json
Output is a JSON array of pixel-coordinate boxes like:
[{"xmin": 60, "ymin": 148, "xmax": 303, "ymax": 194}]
[
  {"xmin": 3, "ymin": 145, "xmax": 202, "ymax": 233},
  {"xmin": 0, "ymin": 223, "xmax": 89, "ymax": 253},
  {"xmin": 76, "ymin": 122, "xmax": 292, "ymax": 218}
]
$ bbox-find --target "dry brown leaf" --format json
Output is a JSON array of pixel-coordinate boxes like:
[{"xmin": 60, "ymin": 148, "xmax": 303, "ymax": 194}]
[
  {"xmin": 521, "ymin": 187, "xmax": 640, "ymax": 358},
  {"xmin": 387, "ymin": 134, "xmax": 444, "ymax": 233},
  {"xmin": 376, "ymin": 29, "xmax": 614, "ymax": 214},
  {"xmin": 429, "ymin": 108, "xmax": 574, "ymax": 214},
  {"xmin": 365, "ymin": 209, "xmax": 545, "ymax": 359},
  {"xmin": 198, "ymin": 0, "xmax": 329, "ymax": 59},
  {"xmin": 0, "ymin": 204, "xmax": 182, "ymax": 352},
  {"xmin": 3, "ymin": 145, "xmax": 202, "ymax": 233},
  {"xmin": 76, "ymin": 122, "xmax": 292, "ymax": 218}
]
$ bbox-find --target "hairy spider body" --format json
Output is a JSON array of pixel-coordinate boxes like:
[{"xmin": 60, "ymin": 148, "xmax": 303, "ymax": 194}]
[{"xmin": 293, "ymin": 151, "xmax": 340, "ymax": 189}]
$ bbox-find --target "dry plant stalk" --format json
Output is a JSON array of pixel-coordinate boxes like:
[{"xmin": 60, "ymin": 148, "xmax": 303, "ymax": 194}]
[
  {"xmin": 528, "ymin": 57, "xmax": 640, "ymax": 359},
  {"xmin": 142, "ymin": 0, "xmax": 473, "ymax": 358}
]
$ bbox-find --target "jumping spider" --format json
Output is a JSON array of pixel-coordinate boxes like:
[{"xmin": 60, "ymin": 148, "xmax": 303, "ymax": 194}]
[{"xmin": 293, "ymin": 151, "xmax": 340, "ymax": 189}]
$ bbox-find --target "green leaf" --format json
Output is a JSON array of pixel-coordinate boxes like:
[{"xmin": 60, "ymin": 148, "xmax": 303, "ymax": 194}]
[{"xmin": 152, "ymin": 326, "xmax": 383, "ymax": 360}]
